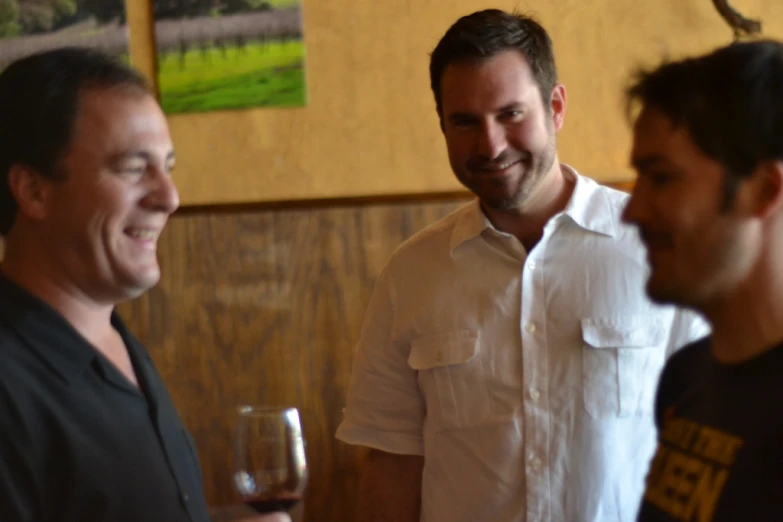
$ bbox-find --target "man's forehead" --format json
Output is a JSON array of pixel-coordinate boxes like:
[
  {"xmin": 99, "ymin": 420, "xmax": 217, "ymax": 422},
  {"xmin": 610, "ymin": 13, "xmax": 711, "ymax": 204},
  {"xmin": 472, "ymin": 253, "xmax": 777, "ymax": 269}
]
[
  {"xmin": 441, "ymin": 54, "xmax": 540, "ymax": 112},
  {"xmin": 442, "ymin": 52, "xmax": 534, "ymax": 85},
  {"xmin": 631, "ymin": 107, "xmax": 715, "ymax": 175},
  {"xmin": 77, "ymin": 87, "xmax": 151, "ymax": 117},
  {"xmin": 633, "ymin": 108, "xmax": 684, "ymax": 147},
  {"xmin": 67, "ymin": 91, "xmax": 172, "ymax": 159},
  {"xmin": 74, "ymin": 90, "xmax": 163, "ymax": 130}
]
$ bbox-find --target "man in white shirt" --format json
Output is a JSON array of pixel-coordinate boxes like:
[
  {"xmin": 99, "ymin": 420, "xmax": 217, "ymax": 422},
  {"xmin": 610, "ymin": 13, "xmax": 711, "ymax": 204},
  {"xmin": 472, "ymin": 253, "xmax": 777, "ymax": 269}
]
[{"xmin": 335, "ymin": 9, "xmax": 709, "ymax": 522}]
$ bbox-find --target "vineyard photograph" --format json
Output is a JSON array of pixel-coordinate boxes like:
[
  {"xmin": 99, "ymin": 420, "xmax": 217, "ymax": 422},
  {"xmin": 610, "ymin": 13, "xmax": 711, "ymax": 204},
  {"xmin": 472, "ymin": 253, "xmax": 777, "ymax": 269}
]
[
  {"xmin": 0, "ymin": 0, "xmax": 130, "ymax": 67},
  {"xmin": 153, "ymin": 0, "xmax": 307, "ymax": 114}
]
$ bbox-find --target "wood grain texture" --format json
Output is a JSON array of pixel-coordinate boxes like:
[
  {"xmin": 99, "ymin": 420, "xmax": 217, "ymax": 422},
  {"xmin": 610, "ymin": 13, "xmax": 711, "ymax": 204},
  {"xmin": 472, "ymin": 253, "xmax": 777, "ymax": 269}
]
[
  {"xmin": 117, "ymin": 197, "xmax": 468, "ymax": 522},
  {"xmin": 117, "ymin": 181, "xmax": 631, "ymax": 521}
]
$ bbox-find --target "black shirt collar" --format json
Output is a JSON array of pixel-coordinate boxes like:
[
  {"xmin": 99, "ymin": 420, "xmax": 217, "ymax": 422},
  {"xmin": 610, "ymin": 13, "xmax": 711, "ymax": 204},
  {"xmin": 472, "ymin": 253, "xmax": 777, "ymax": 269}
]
[{"xmin": 0, "ymin": 272, "xmax": 150, "ymax": 385}]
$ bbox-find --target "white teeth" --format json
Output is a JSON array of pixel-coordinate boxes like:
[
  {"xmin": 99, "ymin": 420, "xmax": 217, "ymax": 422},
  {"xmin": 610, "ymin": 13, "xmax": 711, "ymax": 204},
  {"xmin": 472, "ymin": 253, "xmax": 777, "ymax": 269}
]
[{"xmin": 127, "ymin": 229, "xmax": 157, "ymax": 240}]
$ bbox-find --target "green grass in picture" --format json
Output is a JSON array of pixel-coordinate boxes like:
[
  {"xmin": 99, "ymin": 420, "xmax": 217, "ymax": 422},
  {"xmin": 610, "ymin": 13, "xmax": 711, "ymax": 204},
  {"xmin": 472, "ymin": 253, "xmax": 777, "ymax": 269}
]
[
  {"xmin": 157, "ymin": 40, "xmax": 305, "ymax": 114},
  {"xmin": 267, "ymin": 0, "xmax": 301, "ymax": 6}
]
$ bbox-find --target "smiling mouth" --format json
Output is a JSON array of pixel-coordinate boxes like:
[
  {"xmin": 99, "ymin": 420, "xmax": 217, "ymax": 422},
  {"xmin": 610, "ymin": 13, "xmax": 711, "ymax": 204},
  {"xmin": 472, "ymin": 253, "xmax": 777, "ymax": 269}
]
[
  {"xmin": 125, "ymin": 228, "xmax": 159, "ymax": 241},
  {"xmin": 478, "ymin": 160, "xmax": 520, "ymax": 174}
]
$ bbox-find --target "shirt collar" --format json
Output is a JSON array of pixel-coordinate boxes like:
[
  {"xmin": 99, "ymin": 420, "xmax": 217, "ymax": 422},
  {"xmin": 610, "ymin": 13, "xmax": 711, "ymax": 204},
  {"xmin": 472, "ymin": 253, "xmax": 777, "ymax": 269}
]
[
  {"xmin": 449, "ymin": 199, "xmax": 492, "ymax": 253},
  {"xmin": 560, "ymin": 165, "xmax": 620, "ymax": 238},
  {"xmin": 0, "ymin": 272, "xmax": 147, "ymax": 384},
  {"xmin": 449, "ymin": 165, "xmax": 620, "ymax": 253}
]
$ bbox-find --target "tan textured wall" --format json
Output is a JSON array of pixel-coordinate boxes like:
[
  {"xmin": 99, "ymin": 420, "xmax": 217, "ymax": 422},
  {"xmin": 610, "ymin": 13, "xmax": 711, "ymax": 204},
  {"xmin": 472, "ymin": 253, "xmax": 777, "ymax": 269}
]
[{"xmin": 125, "ymin": 1, "xmax": 783, "ymax": 206}]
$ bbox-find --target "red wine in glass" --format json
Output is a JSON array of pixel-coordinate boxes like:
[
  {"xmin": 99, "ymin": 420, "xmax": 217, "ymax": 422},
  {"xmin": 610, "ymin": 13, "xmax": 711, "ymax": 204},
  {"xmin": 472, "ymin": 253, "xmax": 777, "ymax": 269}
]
[
  {"xmin": 233, "ymin": 406, "xmax": 307, "ymax": 514},
  {"xmin": 245, "ymin": 495, "xmax": 302, "ymax": 514}
]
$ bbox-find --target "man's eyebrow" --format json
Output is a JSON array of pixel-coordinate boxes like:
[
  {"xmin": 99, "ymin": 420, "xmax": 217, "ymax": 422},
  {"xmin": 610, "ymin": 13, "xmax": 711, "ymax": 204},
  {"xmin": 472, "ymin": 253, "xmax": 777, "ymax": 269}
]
[{"xmin": 109, "ymin": 150, "xmax": 176, "ymax": 162}]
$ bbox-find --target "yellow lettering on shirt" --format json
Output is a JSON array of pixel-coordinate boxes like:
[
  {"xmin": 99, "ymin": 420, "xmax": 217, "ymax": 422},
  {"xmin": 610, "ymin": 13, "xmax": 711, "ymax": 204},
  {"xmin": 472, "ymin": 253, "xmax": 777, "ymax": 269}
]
[
  {"xmin": 691, "ymin": 426, "xmax": 743, "ymax": 466},
  {"xmin": 684, "ymin": 465, "xmax": 729, "ymax": 522},
  {"xmin": 644, "ymin": 410, "xmax": 741, "ymax": 521}
]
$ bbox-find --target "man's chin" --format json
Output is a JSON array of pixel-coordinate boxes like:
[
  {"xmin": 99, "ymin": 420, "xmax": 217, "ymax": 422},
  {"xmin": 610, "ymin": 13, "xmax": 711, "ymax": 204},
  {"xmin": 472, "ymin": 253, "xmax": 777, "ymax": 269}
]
[
  {"xmin": 119, "ymin": 268, "xmax": 161, "ymax": 298},
  {"xmin": 646, "ymin": 280, "xmax": 688, "ymax": 307},
  {"xmin": 480, "ymin": 196, "xmax": 520, "ymax": 212},
  {"xmin": 474, "ymin": 185, "xmax": 523, "ymax": 211}
]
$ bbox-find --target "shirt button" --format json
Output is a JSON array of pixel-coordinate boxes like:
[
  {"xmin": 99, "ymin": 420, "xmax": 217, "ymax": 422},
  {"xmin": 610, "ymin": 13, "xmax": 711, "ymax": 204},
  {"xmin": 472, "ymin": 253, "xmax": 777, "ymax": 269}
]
[
  {"xmin": 531, "ymin": 458, "xmax": 542, "ymax": 471},
  {"xmin": 529, "ymin": 388, "xmax": 540, "ymax": 402},
  {"xmin": 528, "ymin": 261, "xmax": 536, "ymax": 270},
  {"xmin": 181, "ymin": 492, "xmax": 189, "ymax": 502},
  {"xmin": 525, "ymin": 322, "xmax": 536, "ymax": 333}
]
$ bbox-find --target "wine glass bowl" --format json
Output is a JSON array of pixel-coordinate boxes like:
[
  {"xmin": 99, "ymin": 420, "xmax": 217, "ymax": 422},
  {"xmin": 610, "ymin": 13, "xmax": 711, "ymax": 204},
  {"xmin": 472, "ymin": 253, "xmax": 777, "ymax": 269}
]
[{"xmin": 233, "ymin": 406, "xmax": 307, "ymax": 514}]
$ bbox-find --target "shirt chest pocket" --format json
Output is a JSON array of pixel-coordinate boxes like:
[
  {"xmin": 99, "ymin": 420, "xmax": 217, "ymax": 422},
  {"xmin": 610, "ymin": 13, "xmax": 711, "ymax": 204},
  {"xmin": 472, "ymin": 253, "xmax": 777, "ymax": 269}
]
[
  {"xmin": 581, "ymin": 317, "xmax": 667, "ymax": 418},
  {"xmin": 408, "ymin": 330, "xmax": 489, "ymax": 432}
]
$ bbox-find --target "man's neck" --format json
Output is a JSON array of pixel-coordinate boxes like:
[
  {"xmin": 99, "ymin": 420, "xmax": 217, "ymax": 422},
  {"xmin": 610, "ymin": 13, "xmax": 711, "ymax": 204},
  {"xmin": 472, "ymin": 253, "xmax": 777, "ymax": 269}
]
[
  {"xmin": 482, "ymin": 163, "xmax": 574, "ymax": 251},
  {"xmin": 1, "ymin": 251, "xmax": 115, "ymax": 347},
  {"xmin": 703, "ymin": 253, "xmax": 783, "ymax": 364}
]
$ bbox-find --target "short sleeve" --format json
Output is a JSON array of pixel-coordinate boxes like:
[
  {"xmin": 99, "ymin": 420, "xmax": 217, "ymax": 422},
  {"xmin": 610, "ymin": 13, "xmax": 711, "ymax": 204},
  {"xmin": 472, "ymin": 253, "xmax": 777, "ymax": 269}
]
[{"xmin": 336, "ymin": 268, "xmax": 425, "ymax": 456}]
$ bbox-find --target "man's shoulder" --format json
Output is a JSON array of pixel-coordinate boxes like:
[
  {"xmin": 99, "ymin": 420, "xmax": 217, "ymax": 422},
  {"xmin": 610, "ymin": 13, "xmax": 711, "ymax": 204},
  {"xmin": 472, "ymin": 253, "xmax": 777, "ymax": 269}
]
[
  {"xmin": 0, "ymin": 324, "xmax": 42, "ymax": 435},
  {"xmin": 0, "ymin": 324, "xmax": 40, "ymax": 397},
  {"xmin": 571, "ymin": 169, "xmax": 630, "ymax": 200},
  {"xmin": 656, "ymin": 337, "xmax": 711, "ymax": 412},
  {"xmin": 0, "ymin": 319, "xmax": 66, "ymax": 415},
  {"xmin": 567, "ymin": 172, "xmax": 636, "ymax": 240},
  {"xmin": 664, "ymin": 336, "xmax": 711, "ymax": 373},
  {"xmin": 586, "ymin": 178, "xmax": 634, "ymax": 228},
  {"xmin": 0, "ymin": 321, "xmax": 31, "ymax": 374},
  {"xmin": 598, "ymin": 180, "xmax": 631, "ymax": 198},
  {"xmin": 387, "ymin": 200, "xmax": 475, "ymax": 262}
]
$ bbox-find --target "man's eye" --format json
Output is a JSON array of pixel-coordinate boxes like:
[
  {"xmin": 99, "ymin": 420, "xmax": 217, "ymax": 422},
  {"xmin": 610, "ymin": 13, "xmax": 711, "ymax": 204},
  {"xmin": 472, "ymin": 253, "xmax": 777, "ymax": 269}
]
[
  {"xmin": 453, "ymin": 118, "xmax": 475, "ymax": 128},
  {"xmin": 650, "ymin": 172, "xmax": 672, "ymax": 186},
  {"xmin": 119, "ymin": 165, "xmax": 146, "ymax": 176}
]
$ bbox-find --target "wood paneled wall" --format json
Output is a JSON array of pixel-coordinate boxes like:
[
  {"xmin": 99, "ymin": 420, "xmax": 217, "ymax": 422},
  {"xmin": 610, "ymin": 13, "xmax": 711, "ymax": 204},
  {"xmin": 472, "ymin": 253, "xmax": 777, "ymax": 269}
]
[
  {"xmin": 118, "ymin": 182, "xmax": 632, "ymax": 521},
  {"xmin": 117, "ymin": 197, "xmax": 470, "ymax": 522}
]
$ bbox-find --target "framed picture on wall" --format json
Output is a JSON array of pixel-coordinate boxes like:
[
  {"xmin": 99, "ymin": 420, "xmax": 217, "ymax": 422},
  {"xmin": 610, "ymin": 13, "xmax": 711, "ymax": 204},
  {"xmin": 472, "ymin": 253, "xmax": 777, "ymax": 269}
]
[
  {"xmin": 152, "ymin": 0, "xmax": 307, "ymax": 115},
  {"xmin": 0, "ymin": 1, "xmax": 130, "ymax": 69}
]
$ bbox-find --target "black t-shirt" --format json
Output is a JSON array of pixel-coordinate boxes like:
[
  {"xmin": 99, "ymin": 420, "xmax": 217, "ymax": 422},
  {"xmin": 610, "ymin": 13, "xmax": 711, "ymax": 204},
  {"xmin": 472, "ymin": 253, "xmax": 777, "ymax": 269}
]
[
  {"xmin": 0, "ymin": 274, "xmax": 211, "ymax": 522},
  {"xmin": 637, "ymin": 337, "xmax": 783, "ymax": 521}
]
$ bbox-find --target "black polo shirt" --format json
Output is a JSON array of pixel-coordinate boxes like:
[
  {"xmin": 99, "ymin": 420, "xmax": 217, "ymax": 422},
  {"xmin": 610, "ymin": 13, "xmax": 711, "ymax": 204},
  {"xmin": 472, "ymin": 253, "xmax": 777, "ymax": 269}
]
[{"xmin": 0, "ymin": 274, "xmax": 211, "ymax": 522}]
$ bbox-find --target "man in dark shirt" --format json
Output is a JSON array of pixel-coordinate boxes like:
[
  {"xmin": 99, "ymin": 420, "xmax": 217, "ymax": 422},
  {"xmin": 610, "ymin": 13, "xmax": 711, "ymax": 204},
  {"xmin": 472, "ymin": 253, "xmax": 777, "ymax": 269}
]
[
  {"xmin": 0, "ymin": 48, "xmax": 288, "ymax": 522},
  {"xmin": 622, "ymin": 40, "xmax": 783, "ymax": 521}
]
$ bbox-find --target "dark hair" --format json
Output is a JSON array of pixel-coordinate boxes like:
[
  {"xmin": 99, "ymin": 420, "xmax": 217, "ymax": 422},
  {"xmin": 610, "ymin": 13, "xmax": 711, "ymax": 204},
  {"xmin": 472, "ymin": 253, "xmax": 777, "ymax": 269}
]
[
  {"xmin": 627, "ymin": 40, "xmax": 783, "ymax": 207},
  {"xmin": 0, "ymin": 47, "xmax": 151, "ymax": 235},
  {"xmin": 429, "ymin": 9, "xmax": 558, "ymax": 115}
]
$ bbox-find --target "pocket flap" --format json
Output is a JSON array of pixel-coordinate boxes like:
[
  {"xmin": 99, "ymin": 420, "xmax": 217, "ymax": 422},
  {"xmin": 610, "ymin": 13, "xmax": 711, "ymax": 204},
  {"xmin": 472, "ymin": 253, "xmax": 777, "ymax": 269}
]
[
  {"xmin": 408, "ymin": 330, "xmax": 480, "ymax": 370},
  {"xmin": 581, "ymin": 317, "xmax": 664, "ymax": 349}
]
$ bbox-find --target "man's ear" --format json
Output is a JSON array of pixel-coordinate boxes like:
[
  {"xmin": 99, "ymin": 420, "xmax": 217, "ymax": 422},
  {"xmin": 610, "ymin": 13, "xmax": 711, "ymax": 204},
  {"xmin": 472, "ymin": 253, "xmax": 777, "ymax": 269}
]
[
  {"xmin": 741, "ymin": 160, "xmax": 783, "ymax": 221},
  {"xmin": 7, "ymin": 165, "xmax": 51, "ymax": 222},
  {"xmin": 549, "ymin": 84, "xmax": 567, "ymax": 132}
]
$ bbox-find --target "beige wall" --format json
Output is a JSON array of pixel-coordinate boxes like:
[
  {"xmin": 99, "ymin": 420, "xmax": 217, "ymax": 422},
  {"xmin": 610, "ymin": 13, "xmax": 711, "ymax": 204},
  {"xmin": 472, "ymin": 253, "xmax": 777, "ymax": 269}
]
[{"xmin": 125, "ymin": 1, "xmax": 783, "ymax": 207}]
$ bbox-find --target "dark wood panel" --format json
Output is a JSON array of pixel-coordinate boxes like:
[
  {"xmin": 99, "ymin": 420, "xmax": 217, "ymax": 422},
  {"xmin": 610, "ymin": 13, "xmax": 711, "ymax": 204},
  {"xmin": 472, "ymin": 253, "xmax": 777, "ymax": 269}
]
[{"xmin": 117, "ymin": 198, "xmax": 469, "ymax": 522}]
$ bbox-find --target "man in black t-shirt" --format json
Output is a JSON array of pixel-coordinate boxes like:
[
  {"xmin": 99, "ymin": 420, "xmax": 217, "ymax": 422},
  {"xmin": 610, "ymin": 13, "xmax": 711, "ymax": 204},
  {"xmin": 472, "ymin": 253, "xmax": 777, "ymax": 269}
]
[
  {"xmin": 621, "ymin": 40, "xmax": 783, "ymax": 521},
  {"xmin": 0, "ymin": 49, "xmax": 288, "ymax": 522}
]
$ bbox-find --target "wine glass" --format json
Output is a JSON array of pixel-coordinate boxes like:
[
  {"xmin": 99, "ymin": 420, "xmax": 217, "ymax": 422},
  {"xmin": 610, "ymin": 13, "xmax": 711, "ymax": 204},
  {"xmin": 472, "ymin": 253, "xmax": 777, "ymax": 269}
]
[{"xmin": 233, "ymin": 406, "xmax": 308, "ymax": 514}]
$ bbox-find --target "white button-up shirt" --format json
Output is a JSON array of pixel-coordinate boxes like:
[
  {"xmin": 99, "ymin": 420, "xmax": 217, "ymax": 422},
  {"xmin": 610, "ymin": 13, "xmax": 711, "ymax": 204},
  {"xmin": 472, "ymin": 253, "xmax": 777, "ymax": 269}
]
[{"xmin": 336, "ymin": 167, "xmax": 709, "ymax": 522}]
